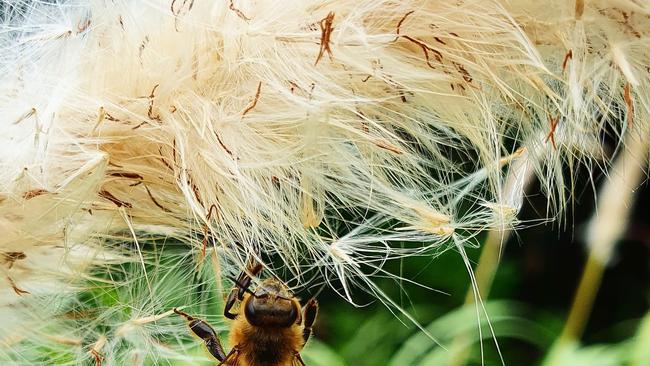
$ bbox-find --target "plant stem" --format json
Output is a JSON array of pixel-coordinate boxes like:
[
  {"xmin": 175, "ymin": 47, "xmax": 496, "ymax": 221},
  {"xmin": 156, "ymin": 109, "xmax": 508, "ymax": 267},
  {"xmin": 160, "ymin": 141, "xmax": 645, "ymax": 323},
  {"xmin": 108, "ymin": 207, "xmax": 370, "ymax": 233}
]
[
  {"xmin": 448, "ymin": 150, "xmax": 532, "ymax": 366},
  {"xmin": 447, "ymin": 229, "xmax": 512, "ymax": 366},
  {"xmin": 559, "ymin": 134, "xmax": 648, "ymax": 344},
  {"xmin": 466, "ymin": 230, "xmax": 512, "ymax": 302},
  {"xmin": 558, "ymin": 253, "xmax": 605, "ymax": 343}
]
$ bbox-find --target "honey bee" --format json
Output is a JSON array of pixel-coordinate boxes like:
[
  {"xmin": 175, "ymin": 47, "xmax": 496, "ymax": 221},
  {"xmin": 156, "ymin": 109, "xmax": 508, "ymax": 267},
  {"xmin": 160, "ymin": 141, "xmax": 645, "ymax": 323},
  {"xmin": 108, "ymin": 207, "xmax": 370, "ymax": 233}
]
[{"xmin": 175, "ymin": 260, "xmax": 318, "ymax": 366}]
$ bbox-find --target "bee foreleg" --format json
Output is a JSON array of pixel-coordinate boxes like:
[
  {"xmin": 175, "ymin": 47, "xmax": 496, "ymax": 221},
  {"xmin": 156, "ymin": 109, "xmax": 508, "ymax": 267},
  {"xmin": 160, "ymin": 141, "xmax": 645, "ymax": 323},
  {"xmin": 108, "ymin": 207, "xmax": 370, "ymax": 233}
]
[
  {"xmin": 224, "ymin": 259, "xmax": 264, "ymax": 319},
  {"xmin": 224, "ymin": 287, "xmax": 239, "ymax": 319},
  {"xmin": 235, "ymin": 261, "xmax": 263, "ymax": 300},
  {"xmin": 301, "ymin": 298, "xmax": 319, "ymax": 345}
]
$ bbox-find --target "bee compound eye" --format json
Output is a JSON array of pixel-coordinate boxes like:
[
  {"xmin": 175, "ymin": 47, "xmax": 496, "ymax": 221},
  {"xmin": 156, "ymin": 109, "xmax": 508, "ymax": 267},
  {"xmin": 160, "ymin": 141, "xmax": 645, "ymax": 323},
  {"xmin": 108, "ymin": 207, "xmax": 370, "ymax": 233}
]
[
  {"xmin": 244, "ymin": 297, "xmax": 298, "ymax": 328},
  {"xmin": 244, "ymin": 297, "xmax": 258, "ymax": 323},
  {"xmin": 287, "ymin": 303, "xmax": 298, "ymax": 324}
]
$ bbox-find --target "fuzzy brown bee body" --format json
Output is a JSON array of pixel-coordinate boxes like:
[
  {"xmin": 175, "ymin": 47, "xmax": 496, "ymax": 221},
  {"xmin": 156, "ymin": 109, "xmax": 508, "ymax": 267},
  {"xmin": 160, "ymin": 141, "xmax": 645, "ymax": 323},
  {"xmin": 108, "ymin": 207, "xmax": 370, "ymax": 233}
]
[
  {"xmin": 176, "ymin": 262, "xmax": 318, "ymax": 366},
  {"xmin": 228, "ymin": 304, "xmax": 305, "ymax": 366}
]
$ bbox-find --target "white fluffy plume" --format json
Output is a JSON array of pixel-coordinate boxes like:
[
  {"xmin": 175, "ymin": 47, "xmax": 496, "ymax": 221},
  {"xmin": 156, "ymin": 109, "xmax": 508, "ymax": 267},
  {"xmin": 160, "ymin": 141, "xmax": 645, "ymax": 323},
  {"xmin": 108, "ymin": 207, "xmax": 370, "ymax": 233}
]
[{"xmin": 0, "ymin": 0, "xmax": 648, "ymax": 363}]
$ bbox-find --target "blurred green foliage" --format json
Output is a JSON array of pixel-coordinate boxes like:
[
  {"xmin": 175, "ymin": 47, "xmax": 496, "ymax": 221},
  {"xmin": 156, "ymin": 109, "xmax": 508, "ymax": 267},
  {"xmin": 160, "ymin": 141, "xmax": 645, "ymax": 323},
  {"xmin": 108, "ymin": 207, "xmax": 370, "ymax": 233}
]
[{"xmin": 303, "ymin": 241, "xmax": 649, "ymax": 366}]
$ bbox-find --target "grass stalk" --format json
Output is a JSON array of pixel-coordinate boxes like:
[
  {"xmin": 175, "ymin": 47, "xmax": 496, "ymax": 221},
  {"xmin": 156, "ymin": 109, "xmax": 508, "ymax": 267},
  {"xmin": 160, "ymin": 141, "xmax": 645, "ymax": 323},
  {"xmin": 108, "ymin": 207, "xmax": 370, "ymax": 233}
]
[
  {"xmin": 559, "ymin": 134, "xmax": 648, "ymax": 344},
  {"xmin": 448, "ymin": 152, "xmax": 533, "ymax": 365}
]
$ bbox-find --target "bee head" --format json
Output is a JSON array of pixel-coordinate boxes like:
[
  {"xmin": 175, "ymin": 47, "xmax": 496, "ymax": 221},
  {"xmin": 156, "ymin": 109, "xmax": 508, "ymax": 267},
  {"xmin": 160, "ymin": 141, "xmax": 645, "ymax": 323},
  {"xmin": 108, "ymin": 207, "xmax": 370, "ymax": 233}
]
[{"xmin": 244, "ymin": 278, "xmax": 299, "ymax": 328}]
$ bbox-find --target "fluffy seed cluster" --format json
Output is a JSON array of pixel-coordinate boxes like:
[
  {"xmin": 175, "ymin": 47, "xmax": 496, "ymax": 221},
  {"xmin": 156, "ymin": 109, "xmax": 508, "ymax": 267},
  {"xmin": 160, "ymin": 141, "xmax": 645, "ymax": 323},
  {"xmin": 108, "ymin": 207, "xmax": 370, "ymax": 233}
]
[{"xmin": 0, "ymin": 0, "xmax": 648, "ymax": 364}]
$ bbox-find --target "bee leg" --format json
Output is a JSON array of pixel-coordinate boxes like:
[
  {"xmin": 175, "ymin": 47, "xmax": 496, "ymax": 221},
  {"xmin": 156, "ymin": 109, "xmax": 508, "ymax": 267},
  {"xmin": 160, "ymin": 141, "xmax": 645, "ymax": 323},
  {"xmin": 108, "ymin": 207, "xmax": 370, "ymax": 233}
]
[
  {"xmin": 294, "ymin": 352, "xmax": 307, "ymax": 366},
  {"xmin": 235, "ymin": 261, "xmax": 263, "ymax": 300},
  {"xmin": 174, "ymin": 308, "xmax": 227, "ymax": 361},
  {"xmin": 301, "ymin": 298, "xmax": 319, "ymax": 345},
  {"xmin": 224, "ymin": 260, "xmax": 264, "ymax": 319},
  {"xmin": 204, "ymin": 337, "xmax": 228, "ymax": 362},
  {"xmin": 217, "ymin": 346, "xmax": 240, "ymax": 366},
  {"xmin": 224, "ymin": 287, "xmax": 239, "ymax": 320}
]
